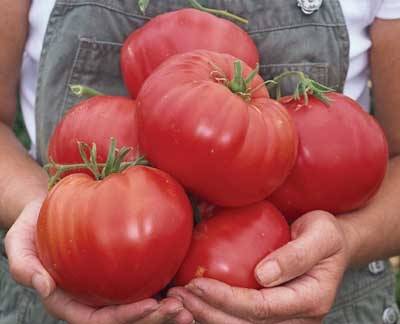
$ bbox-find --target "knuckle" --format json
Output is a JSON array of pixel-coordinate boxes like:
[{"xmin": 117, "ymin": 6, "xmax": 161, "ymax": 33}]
[
  {"xmin": 3, "ymin": 231, "xmax": 13, "ymax": 253},
  {"xmin": 308, "ymin": 296, "xmax": 333, "ymax": 317},
  {"xmin": 252, "ymin": 303, "xmax": 270, "ymax": 320},
  {"xmin": 160, "ymin": 298, "xmax": 182, "ymax": 314},
  {"xmin": 192, "ymin": 304, "xmax": 211, "ymax": 322},
  {"xmin": 289, "ymin": 242, "xmax": 308, "ymax": 266},
  {"xmin": 251, "ymin": 294, "xmax": 271, "ymax": 320},
  {"xmin": 7, "ymin": 259, "xmax": 24, "ymax": 283}
]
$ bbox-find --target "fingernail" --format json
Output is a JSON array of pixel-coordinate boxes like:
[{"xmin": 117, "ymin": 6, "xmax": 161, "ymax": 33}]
[
  {"xmin": 32, "ymin": 273, "xmax": 51, "ymax": 298},
  {"xmin": 185, "ymin": 283, "xmax": 203, "ymax": 297},
  {"xmin": 256, "ymin": 260, "xmax": 282, "ymax": 286}
]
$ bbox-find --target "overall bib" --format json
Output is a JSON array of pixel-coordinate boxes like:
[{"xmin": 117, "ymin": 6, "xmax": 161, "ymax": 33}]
[{"xmin": 0, "ymin": 0, "xmax": 399, "ymax": 323}]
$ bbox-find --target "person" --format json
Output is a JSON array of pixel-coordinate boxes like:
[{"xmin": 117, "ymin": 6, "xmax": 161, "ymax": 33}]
[{"xmin": 1, "ymin": 0, "xmax": 400, "ymax": 323}]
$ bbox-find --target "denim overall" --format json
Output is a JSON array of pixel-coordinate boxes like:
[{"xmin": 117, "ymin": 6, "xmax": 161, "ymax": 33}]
[{"xmin": 0, "ymin": 0, "xmax": 399, "ymax": 323}]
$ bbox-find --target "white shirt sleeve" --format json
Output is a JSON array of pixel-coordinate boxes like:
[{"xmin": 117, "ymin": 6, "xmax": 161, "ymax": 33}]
[{"xmin": 376, "ymin": 0, "xmax": 400, "ymax": 19}]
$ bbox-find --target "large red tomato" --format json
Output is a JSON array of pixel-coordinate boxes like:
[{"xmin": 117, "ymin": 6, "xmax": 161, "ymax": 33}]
[
  {"xmin": 121, "ymin": 8, "xmax": 259, "ymax": 97},
  {"xmin": 270, "ymin": 93, "xmax": 388, "ymax": 222},
  {"xmin": 137, "ymin": 50, "xmax": 298, "ymax": 207},
  {"xmin": 48, "ymin": 96, "xmax": 139, "ymax": 165},
  {"xmin": 174, "ymin": 201, "xmax": 290, "ymax": 288},
  {"xmin": 36, "ymin": 166, "xmax": 193, "ymax": 306}
]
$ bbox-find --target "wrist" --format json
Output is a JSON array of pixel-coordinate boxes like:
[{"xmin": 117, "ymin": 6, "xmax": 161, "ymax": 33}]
[{"xmin": 336, "ymin": 214, "xmax": 364, "ymax": 268}]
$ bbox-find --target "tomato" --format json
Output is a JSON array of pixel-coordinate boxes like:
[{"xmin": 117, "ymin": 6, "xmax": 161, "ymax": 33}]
[
  {"xmin": 137, "ymin": 50, "xmax": 298, "ymax": 207},
  {"xmin": 174, "ymin": 201, "xmax": 290, "ymax": 288},
  {"xmin": 121, "ymin": 8, "xmax": 259, "ymax": 97},
  {"xmin": 36, "ymin": 166, "xmax": 193, "ymax": 306},
  {"xmin": 270, "ymin": 93, "xmax": 388, "ymax": 222},
  {"xmin": 48, "ymin": 96, "xmax": 139, "ymax": 167}
]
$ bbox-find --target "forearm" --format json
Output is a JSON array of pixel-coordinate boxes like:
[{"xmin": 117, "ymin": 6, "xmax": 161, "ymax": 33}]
[
  {"xmin": 0, "ymin": 122, "xmax": 47, "ymax": 229},
  {"xmin": 338, "ymin": 155, "xmax": 400, "ymax": 267}
]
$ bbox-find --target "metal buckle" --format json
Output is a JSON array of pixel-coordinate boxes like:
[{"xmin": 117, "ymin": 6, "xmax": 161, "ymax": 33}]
[{"xmin": 297, "ymin": 0, "xmax": 323, "ymax": 15}]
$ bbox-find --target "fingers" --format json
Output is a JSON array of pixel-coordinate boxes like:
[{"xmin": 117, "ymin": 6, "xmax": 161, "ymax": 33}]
[
  {"xmin": 136, "ymin": 298, "xmax": 191, "ymax": 324},
  {"xmin": 173, "ymin": 278, "xmax": 292, "ymax": 322},
  {"xmin": 4, "ymin": 199, "xmax": 55, "ymax": 297},
  {"xmin": 168, "ymin": 287, "xmax": 249, "ymax": 324},
  {"xmin": 176, "ymin": 277, "xmax": 329, "ymax": 322},
  {"xmin": 42, "ymin": 288, "xmax": 185, "ymax": 324},
  {"xmin": 174, "ymin": 278, "xmax": 263, "ymax": 321},
  {"xmin": 170, "ymin": 309, "xmax": 195, "ymax": 324},
  {"xmin": 255, "ymin": 211, "xmax": 344, "ymax": 287}
]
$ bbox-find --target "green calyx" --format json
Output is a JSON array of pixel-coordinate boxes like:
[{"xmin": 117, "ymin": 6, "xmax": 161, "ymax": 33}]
[
  {"xmin": 268, "ymin": 71, "xmax": 335, "ymax": 106},
  {"xmin": 137, "ymin": 0, "xmax": 248, "ymax": 24},
  {"xmin": 44, "ymin": 138, "xmax": 148, "ymax": 189},
  {"xmin": 210, "ymin": 60, "xmax": 260, "ymax": 101}
]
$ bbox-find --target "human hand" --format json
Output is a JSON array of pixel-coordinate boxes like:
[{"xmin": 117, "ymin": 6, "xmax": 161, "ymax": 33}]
[
  {"xmin": 168, "ymin": 211, "xmax": 350, "ymax": 323},
  {"xmin": 5, "ymin": 199, "xmax": 193, "ymax": 324}
]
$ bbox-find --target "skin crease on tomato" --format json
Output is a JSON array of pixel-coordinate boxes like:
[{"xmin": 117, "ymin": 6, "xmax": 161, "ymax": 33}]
[
  {"xmin": 48, "ymin": 96, "xmax": 139, "ymax": 168},
  {"xmin": 121, "ymin": 8, "xmax": 259, "ymax": 97},
  {"xmin": 36, "ymin": 166, "xmax": 193, "ymax": 307},
  {"xmin": 174, "ymin": 201, "xmax": 291, "ymax": 288},
  {"xmin": 270, "ymin": 93, "xmax": 389, "ymax": 223},
  {"xmin": 137, "ymin": 50, "xmax": 298, "ymax": 207}
]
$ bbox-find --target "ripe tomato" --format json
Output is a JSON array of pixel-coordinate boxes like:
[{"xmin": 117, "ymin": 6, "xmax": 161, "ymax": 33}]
[
  {"xmin": 174, "ymin": 201, "xmax": 290, "ymax": 288},
  {"xmin": 36, "ymin": 166, "xmax": 193, "ymax": 306},
  {"xmin": 270, "ymin": 93, "xmax": 388, "ymax": 222},
  {"xmin": 137, "ymin": 50, "xmax": 298, "ymax": 207},
  {"xmin": 48, "ymin": 96, "xmax": 139, "ymax": 166},
  {"xmin": 121, "ymin": 8, "xmax": 259, "ymax": 97}
]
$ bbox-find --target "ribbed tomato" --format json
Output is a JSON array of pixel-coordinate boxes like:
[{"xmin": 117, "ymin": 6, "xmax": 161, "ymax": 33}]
[
  {"xmin": 270, "ymin": 93, "xmax": 388, "ymax": 222},
  {"xmin": 137, "ymin": 50, "xmax": 298, "ymax": 207},
  {"xmin": 48, "ymin": 96, "xmax": 139, "ymax": 166},
  {"xmin": 36, "ymin": 166, "xmax": 193, "ymax": 306},
  {"xmin": 174, "ymin": 201, "xmax": 290, "ymax": 288},
  {"xmin": 121, "ymin": 8, "xmax": 259, "ymax": 97}
]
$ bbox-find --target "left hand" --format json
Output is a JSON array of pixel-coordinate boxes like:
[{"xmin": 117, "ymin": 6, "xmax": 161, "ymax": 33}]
[{"xmin": 168, "ymin": 211, "xmax": 350, "ymax": 324}]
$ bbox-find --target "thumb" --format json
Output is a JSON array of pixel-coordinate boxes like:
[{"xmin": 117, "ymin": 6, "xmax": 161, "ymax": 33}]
[
  {"xmin": 4, "ymin": 199, "xmax": 55, "ymax": 298},
  {"xmin": 254, "ymin": 211, "xmax": 343, "ymax": 287}
]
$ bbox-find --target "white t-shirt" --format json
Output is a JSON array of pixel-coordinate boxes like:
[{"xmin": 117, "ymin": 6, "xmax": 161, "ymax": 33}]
[{"xmin": 20, "ymin": 0, "xmax": 400, "ymax": 154}]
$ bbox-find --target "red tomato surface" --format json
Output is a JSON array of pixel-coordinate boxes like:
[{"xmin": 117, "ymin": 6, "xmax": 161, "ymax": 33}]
[
  {"xmin": 48, "ymin": 96, "xmax": 139, "ymax": 167},
  {"xmin": 36, "ymin": 166, "xmax": 193, "ymax": 306},
  {"xmin": 175, "ymin": 201, "xmax": 290, "ymax": 288},
  {"xmin": 270, "ymin": 93, "xmax": 389, "ymax": 222},
  {"xmin": 121, "ymin": 8, "xmax": 259, "ymax": 97},
  {"xmin": 137, "ymin": 50, "xmax": 298, "ymax": 207}
]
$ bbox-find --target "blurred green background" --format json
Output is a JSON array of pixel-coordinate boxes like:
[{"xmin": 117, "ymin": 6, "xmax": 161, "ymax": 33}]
[{"xmin": 11, "ymin": 108, "xmax": 400, "ymax": 306}]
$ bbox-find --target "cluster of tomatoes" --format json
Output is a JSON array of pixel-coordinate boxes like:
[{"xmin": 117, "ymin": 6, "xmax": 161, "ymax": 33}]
[{"xmin": 35, "ymin": 8, "xmax": 388, "ymax": 307}]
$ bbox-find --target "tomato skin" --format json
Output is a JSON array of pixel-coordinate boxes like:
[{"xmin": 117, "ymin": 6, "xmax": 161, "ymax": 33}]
[
  {"xmin": 121, "ymin": 8, "xmax": 259, "ymax": 97},
  {"xmin": 48, "ymin": 96, "xmax": 139, "ymax": 167},
  {"xmin": 174, "ymin": 201, "xmax": 290, "ymax": 288},
  {"xmin": 270, "ymin": 93, "xmax": 389, "ymax": 222},
  {"xmin": 137, "ymin": 50, "xmax": 298, "ymax": 207},
  {"xmin": 36, "ymin": 166, "xmax": 193, "ymax": 306}
]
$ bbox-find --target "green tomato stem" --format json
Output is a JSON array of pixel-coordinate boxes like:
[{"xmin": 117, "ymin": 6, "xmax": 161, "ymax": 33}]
[
  {"xmin": 45, "ymin": 138, "xmax": 148, "ymax": 189},
  {"xmin": 267, "ymin": 71, "xmax": 335, "ymax": 106},
  {"xmin": 69, "ymin": 84, "xmax": 104, "ymax": 98},
  {"xmin": 188, "ymin": 0, "xmax": 248, "ymax": 24}
]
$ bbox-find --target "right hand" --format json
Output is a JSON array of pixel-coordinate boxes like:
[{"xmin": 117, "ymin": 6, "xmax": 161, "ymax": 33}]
[{"xmin": 5, "ymin": 199, "xmax": 193, "ymax": 324}]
